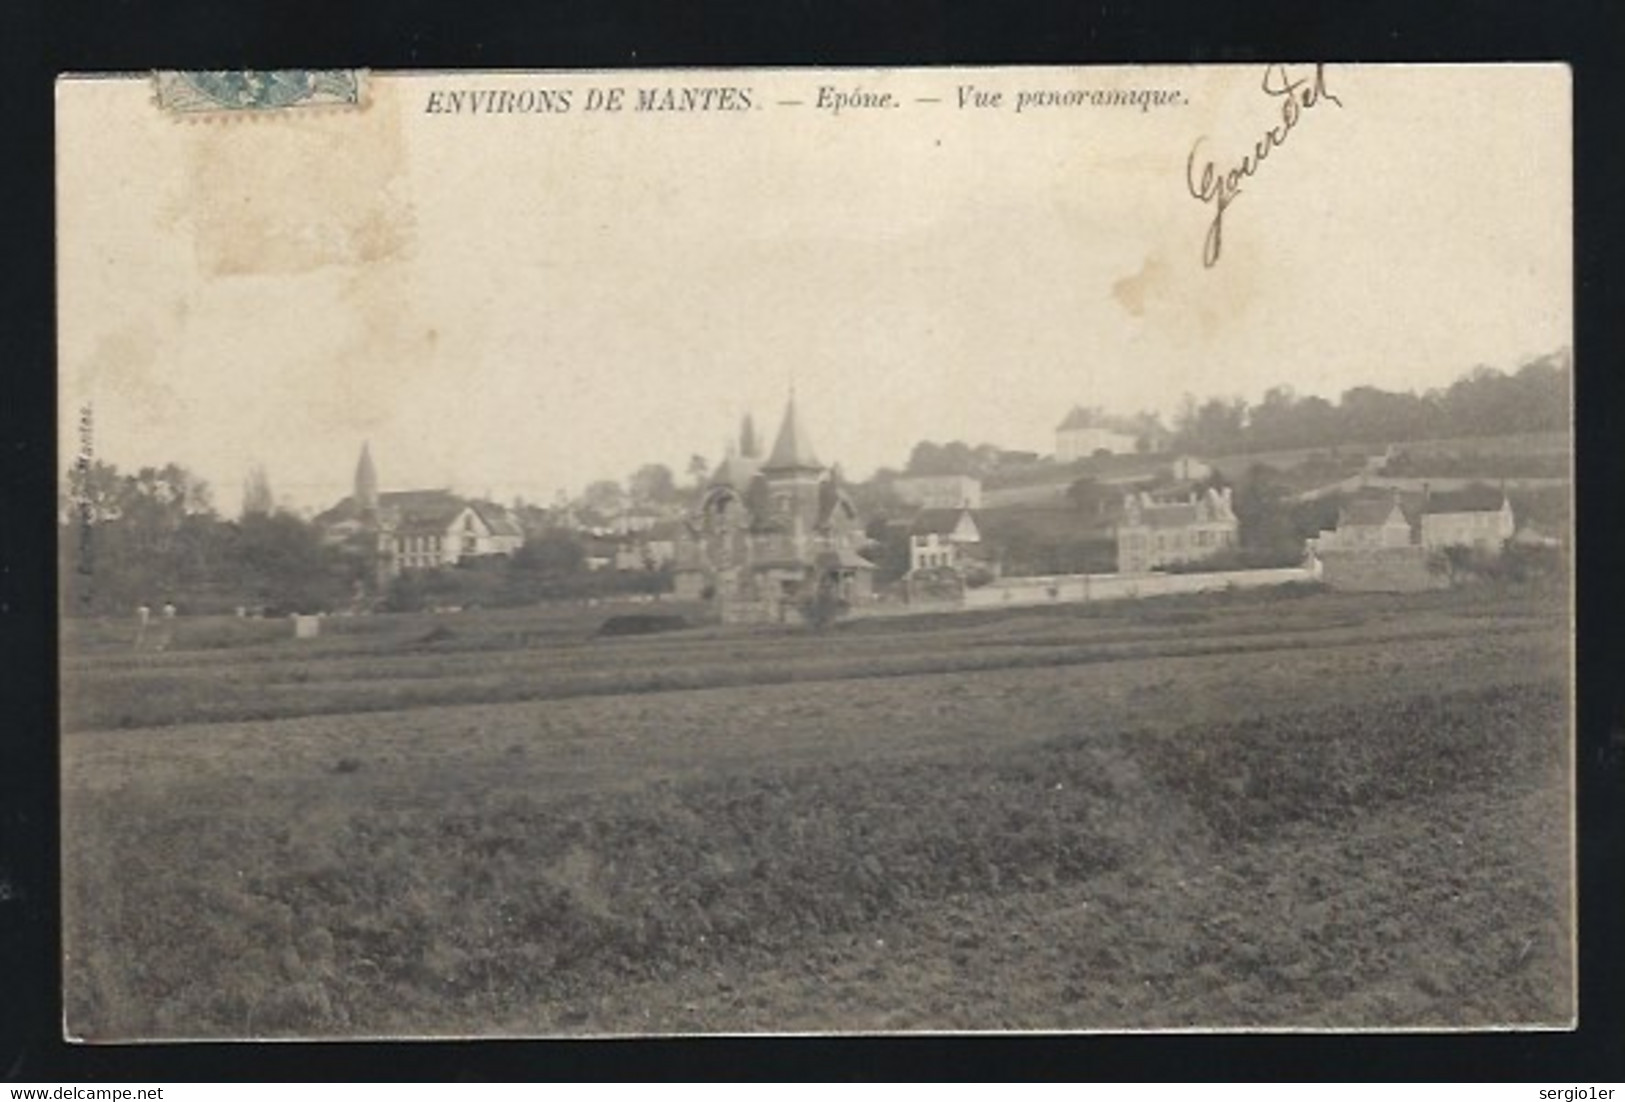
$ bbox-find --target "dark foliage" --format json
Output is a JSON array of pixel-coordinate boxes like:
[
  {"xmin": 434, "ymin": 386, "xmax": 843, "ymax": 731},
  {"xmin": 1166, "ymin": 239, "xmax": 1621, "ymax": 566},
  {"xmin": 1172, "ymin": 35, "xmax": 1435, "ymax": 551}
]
[
  {"xmin": 1168, "ymin": 352, "xmax": 1570, "ymax": 456},
  {"xmin": 596, "ymin": 614, "xmax": 690, "ymax": 637},
  {"xmin": 1133, "ymin": 684, "xmax": 1566, "ymax": 846},
  {"xmin": 797, "ymin": 575, "xmax": 851, "ymax": 631}
]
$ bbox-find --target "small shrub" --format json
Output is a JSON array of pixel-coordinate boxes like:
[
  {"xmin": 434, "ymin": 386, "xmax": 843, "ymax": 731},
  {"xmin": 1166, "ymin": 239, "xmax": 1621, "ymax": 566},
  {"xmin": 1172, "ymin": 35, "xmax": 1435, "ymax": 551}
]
[
  {"xmin": 796, "ymin": 577, "xmax": 850, "ymax": 631},
  {"xmin": 597, "ymin": 614, "xmax": 689, "ymax": 637},
  {"xmin": 1160, "ymin": 546, "xmax": 1306, "ymax": 573}
]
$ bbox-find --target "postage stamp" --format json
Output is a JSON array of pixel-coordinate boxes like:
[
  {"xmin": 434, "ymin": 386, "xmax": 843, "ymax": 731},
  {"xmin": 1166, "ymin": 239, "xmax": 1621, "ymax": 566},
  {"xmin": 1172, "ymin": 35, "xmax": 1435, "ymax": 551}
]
[{"xmin": 152, "ymin": 69, "xmax": 365, "ymax": 115}]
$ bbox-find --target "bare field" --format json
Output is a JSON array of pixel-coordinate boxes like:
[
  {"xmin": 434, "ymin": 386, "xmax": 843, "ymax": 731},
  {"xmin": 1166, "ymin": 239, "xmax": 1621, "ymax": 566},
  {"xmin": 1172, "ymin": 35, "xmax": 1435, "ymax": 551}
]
[{"xmin": 60, "ymin": 584, "xmax": 1573, "ymax": 1037}]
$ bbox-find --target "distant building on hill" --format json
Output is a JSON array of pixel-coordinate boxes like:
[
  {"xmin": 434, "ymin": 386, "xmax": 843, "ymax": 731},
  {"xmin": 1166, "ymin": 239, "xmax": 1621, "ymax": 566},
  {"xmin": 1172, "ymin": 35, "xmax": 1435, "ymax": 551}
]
[
  {"xmin": 1068, "ymin": 451, "xmax": 1211, "ymax": 488},
  {"xmin": 1056, "ymin": 407, "xmax": 1139, "ymax": 462},
  {"xmin": 908, "ymin": 506, "xmax": 982, "ymax": 573},
  {"xmin": 1115, "ymin": 486, "xmax": 1238, "ymax": 574},
  {"xmin": 982, "ymin": 451, "xmax": 1215, "ymax": 510},
  {"xmin": 315, "ymin": 444, "xmax": 524, "ymax": 583},
  {"xmin": 893, "ymin": 473, "xmax": 982, "ymax": 509},
  {"xmin": 672, "ymin": 395, "xmax": 875, "ymax": 623},
  {"xmin": 1167, "ymin": 454, "xmax": 1214, "ymax": 483}
]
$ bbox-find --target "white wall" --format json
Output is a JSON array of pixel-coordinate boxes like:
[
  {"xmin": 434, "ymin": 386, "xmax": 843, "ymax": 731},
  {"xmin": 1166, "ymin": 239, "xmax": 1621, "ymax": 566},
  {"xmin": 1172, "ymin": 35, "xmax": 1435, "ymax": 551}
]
[
  {"xmin": 1057, "ymin": 427, "xmax": 1139, "ymax": 463},
  {"xmin": 962, "ymin": 566, "xmax": 1317, "ymax": 609}
]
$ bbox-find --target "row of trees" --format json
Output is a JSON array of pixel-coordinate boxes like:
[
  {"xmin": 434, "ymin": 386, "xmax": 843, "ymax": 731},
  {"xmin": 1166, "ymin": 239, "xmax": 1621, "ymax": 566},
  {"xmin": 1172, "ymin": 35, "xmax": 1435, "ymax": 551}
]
[
  {"xmin": 1167, "ymin": 352, "xmax": 1570, "ymax": 457},
  {"xmin": 566, "ymin": 458, "xmax": 718, "ymax": 527},
  {"xmin": 885, "ymin": 352, "xmax": 1570, "ymax": 479},
  {"xmin": 60, "ymin": 461, "xmax": 368, "ymax": 617},
  {"xmin": 59, "ymin": 459, "xmax": 683, "ymax": 617},
  {"xmin": 898, "ymin": 441, "xmax": 1041, "ymax": 479}
]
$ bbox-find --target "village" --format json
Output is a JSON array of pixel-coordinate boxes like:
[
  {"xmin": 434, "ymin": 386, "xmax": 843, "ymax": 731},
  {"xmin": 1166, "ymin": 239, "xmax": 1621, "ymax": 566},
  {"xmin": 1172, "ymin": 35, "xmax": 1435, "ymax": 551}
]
[
  {"xmin": 58, "ymin": 352, "xmax": 1577, "ymax": 1038},
  {"xmin": 311, "ymin": 356, "xmax": 1568, "ymax": 625},
  {"xmin": 59, "ymin": 350, "xmax": 1570, "ymax": 633}
]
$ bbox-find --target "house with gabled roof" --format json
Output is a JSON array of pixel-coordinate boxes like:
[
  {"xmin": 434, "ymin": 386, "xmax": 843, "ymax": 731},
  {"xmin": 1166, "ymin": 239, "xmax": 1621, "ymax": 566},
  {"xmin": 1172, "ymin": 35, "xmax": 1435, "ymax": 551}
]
[
  {"xmin": 1313, "ymin": 494, "xmax": 1416, "ymax": 553},
  {"xmin": 314, "ymin": 444, "xmax": 524, "ymax": 582},
  {"xmin": 908, "ymin": 506, "xmax": 982, "ymax": 573},
  {"xmin": 1309, "ymin": 490, "xmax": 1440, "ymax": 592},
  {"xmin": 1420, "ymin": 485, "xmax": 1514, "ymax": 554}
]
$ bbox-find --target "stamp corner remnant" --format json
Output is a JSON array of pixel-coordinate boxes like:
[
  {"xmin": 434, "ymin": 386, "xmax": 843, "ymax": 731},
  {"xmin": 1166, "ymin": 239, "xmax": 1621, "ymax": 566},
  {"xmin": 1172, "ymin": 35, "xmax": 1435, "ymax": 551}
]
[{"xmin": 152, "ymin": 69, "xmax": 366, "ymax": 117}]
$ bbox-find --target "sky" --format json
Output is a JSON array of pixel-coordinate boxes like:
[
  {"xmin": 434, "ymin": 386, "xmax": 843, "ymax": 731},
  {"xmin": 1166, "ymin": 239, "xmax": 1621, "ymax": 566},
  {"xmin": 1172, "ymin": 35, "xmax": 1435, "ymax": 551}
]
[{"xmin": 57, "ymin": 65, "xmax": 1571, "ymax": 515}]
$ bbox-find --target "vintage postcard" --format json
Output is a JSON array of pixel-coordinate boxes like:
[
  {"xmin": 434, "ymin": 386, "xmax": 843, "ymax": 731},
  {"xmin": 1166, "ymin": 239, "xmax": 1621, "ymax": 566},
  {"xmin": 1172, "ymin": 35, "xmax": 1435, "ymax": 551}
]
[{"xmin": 57, "ymin": 65, "xmax": 1573, "ymax": 1039}]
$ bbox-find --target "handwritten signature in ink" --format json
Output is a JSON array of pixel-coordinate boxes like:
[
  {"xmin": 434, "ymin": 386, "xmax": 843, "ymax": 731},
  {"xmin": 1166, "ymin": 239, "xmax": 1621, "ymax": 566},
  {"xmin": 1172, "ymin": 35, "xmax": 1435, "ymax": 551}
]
[{"xmin": 1186, "ymin": 64, "xmax": 1344, "ymax": 268}]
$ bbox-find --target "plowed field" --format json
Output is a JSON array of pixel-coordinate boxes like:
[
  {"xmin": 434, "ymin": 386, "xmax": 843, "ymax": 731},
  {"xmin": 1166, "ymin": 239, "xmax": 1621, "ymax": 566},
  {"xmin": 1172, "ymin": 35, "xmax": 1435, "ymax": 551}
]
[{"xmin": 61, "ymin": 584, "xmax": 1573, "ymax": 1037}]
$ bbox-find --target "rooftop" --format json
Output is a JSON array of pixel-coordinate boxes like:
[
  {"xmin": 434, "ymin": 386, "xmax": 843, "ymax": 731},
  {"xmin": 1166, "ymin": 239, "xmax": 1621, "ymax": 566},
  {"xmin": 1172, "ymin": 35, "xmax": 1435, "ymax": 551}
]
[
  {"xmin": 911, "ymin": 506, "xmax": 975, "ymax": 536},
  {"xmin": 764, "ymin": 394, "xmax": 822, "ymax": 472},
  {"xmin": 1340, "ymin": 497, "xmax": 1412, "ymax": 529},
  {"xmin": 1135, "ymin": 503, "xmax": 1200, "ymax": 530}
]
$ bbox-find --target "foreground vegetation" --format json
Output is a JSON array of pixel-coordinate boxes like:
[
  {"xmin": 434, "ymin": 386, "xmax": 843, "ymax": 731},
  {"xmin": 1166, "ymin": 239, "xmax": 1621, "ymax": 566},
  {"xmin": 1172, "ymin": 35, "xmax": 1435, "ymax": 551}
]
[{"xmin": 61, "ymin": 583, "xmax": 1572, "ymax": 1036}]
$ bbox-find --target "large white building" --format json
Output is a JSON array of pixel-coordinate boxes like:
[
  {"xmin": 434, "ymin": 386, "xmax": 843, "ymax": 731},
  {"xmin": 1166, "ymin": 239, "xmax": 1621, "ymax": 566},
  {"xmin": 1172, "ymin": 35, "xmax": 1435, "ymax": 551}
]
[
  {"xmin": 1115, "ymin": 486, "xmax": 1238, "ymax": 574},
  {"xmin": 1056, "ymin": 407, "xmax": 1139, "ymax": 462},
  {"xmin": 315, "ymin": 444, "xmax": 524, "ymax": 580}
]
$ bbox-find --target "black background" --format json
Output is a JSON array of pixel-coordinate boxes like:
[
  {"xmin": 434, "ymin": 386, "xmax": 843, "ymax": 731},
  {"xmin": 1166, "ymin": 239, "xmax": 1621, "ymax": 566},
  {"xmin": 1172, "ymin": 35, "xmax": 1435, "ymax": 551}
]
[{"xmin": 3, "ymin": 0, "xmax": 1622, "ymax": 1082}]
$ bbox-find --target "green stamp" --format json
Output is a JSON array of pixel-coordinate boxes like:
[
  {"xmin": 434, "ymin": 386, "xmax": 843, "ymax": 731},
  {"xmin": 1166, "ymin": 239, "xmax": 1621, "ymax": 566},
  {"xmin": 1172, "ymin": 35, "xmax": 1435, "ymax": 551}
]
[{"xmin": 153, "ymin": 70, "xmax": 364, "ymax": 114}]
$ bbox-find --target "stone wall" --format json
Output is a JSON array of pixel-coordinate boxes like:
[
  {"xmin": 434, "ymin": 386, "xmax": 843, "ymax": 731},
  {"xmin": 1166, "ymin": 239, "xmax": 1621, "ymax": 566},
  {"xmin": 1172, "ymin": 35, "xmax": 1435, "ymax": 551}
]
[
  {"xmin": 960, "ymin": 565, "xmax": 1318, "ymax": 610},
  {"xmin": 1316, "ymin": 547, "xmax": 1441, "ymax": 592}
]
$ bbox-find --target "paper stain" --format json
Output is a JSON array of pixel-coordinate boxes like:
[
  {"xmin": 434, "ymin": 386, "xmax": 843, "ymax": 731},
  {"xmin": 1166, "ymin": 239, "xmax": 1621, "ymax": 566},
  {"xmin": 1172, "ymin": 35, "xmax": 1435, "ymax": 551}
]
[
  {"xmin": 73, "ymin": 321, "xmax": 182, "ymax": 426},
  {"xmin": 1108, "ymin": 236, "xmax": 1260, "ymax": 346},
  {"xmin": 170, "ymin": 83, "xmax": 446, "ymax": 444},
  {"xmin": 182, "ymin": 86, "xmax": 414, "ymax": 278},
  {"xmin": 1111, "ymin": 254, "xmax": 1171, "ymax": 318}
]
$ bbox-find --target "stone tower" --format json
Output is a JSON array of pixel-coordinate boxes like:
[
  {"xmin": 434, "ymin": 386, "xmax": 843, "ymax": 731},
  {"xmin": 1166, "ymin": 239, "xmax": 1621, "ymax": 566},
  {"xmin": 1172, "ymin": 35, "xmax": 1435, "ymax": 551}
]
[{"xmin": 761, "ymin": 392, "xmax": 826, "ymax": 550}]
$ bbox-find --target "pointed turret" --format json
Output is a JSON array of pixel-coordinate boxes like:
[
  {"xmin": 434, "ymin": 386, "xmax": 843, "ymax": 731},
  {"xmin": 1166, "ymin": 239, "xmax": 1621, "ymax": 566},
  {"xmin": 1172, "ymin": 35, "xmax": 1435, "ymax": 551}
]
[
  {"xmin": 763, "ymin": 393, "xmax": 822, "ymax": 473},
  {"xmin": 740, "ymin": 413, "xmax": 760, "ymax": 459},
  {"xmin": 355, "ymin": 442, "xmax": 379, "ymax": 514},
  {"xmin": 709, "ymin": 434, "xmax": 766, "ymax": 493}
]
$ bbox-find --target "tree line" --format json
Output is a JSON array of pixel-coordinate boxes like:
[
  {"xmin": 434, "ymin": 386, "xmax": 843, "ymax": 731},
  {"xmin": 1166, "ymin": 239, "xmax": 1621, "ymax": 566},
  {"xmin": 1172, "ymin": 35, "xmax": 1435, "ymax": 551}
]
[
  {"xmin": 1171, "ymin": 350, "xmax": 1569, "ymax": 457},
  {"xmin": 58, "ymin": 459, "xmax": 677, "ymax": 617},
  {"xmin": 59, "ymin": 461, "xmax": 370, "ymax": 617},
  {"xmin": 892, "ymin": 351, "xmax": 1570, "ymax": 476}
]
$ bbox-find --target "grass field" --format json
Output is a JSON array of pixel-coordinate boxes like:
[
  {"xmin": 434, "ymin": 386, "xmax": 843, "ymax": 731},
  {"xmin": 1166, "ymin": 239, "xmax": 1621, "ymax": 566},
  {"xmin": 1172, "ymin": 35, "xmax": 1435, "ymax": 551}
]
[{"xmin": 60, "ymin": 583, "xmax": 1574, "ymax": 1037}]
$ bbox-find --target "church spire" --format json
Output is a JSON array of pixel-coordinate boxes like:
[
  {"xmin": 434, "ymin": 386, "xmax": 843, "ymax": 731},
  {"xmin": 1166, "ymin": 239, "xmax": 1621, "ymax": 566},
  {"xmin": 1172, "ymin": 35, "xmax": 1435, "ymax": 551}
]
[
  {"xmin": 764, "ymin": 391, "xmax": 822, "ymax": 473},
  {"xmin": 355, "ymin": 441, "xmax": 379, "ymax": 514},
  {"xmin": 739, "ymin": 412, "xmax": 760, "ymax": 459}
]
